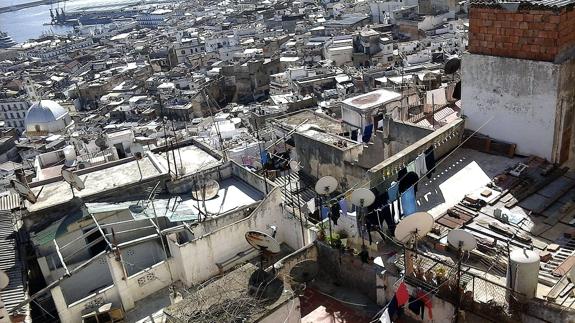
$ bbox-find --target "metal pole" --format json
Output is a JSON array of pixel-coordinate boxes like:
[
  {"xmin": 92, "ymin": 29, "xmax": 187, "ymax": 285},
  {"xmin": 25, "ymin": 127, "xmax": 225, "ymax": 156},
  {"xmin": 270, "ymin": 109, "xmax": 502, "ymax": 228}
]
[
  {"xmin": 455, "ymin": 245, "xmax": 463, "ymax": 323},
  {"xmin": 296, "ymin": 180, "xmax": 306, "ymax": 246}
]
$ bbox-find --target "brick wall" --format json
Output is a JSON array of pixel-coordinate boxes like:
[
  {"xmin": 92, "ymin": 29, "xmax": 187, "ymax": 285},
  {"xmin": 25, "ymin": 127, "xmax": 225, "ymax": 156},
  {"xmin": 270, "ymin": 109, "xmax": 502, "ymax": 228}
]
[{"xmin": 468, "ymin": 6, "xmax": 575, "ymax": 62}]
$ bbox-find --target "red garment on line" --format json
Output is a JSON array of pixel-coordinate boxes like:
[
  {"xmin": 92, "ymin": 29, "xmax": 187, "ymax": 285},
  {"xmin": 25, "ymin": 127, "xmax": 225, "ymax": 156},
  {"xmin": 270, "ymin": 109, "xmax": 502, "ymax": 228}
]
[
  {"xmin": 416, "ymin": 289, "xmax": 433, "ymax": 319},
  {"xmin": 395, "ymin": 282, "xmax": 409, "ymax": 306}
]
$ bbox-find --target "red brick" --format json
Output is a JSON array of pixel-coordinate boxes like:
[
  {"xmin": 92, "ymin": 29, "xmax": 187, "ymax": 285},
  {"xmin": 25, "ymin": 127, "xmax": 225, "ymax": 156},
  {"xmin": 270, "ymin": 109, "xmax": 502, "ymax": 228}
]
[
  {"xmin": 519, "ymin": 22, "xmax": 529, "ymax": 29},
  {"xmin": 513, "ymin": 14, "xmax": 524, "ymax": 22},
  {"xmin": 533, "ymin": 14, "xmax": 544, "ymax": 22},
  {"xmin": 549, "ymin": 15, "xmax": 561, "ymax": 24},
  {"xmin": 524, "ymin": 14, "xmax": 534, "ymax": 22}
]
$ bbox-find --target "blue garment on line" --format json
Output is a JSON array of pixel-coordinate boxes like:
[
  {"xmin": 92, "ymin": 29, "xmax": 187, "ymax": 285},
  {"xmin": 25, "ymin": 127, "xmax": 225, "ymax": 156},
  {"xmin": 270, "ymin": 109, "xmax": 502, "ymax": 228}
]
[
  {"xmin": 321, "ymin": 206, "xmax": 330, "ymax": 220},
  {"xmin": 338, "ymin": 199, "xmax": 348, "ymax": 215},
  {"xmin": 260, "ymin": 150, "xmax": 269, "ymax": 164},
  {"xmin": 362, "ymin": 124, "xmax": 374, "ymax": 143},
  {"xmin": 401, "ymin": 186, "xmax": 417, "ymax": 216}
]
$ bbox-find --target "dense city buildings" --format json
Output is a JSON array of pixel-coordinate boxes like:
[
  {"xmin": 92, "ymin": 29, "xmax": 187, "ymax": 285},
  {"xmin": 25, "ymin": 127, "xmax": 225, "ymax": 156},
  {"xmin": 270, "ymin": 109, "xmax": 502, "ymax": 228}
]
[{"xmin": 0, "ymin": 0, "xmax": 573, "ymax": 322}]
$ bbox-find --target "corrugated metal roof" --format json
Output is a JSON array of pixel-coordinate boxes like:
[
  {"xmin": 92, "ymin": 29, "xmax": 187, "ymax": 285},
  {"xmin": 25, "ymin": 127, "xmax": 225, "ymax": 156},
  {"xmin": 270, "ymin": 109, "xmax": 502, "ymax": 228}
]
[
  {"xmin": 0, "ymin": 194, "xmax": 20, "ymax": 211},
  {"xmin": 470, "ymin": 0, "xmax": 575, "ymax": 9},
  {"xmin": 0, "ymin": 211, "xmax": 28, "ymax": 315}
]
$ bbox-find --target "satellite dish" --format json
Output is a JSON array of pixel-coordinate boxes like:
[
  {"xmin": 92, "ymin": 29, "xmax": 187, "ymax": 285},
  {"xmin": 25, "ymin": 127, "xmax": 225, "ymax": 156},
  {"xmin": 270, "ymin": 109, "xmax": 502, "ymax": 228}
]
[
  {"xmin": 129, "ymin": 204, "xmax": 145, "ymax": 214},
  {"xmin": 315, "ymin": 176, "xmax": 338, "ymax": 195},
  {"xmin": 444, "ymin": 56, "xmax": 461, "ymax": 74},
  {"xmin": 447, "ymin": 229, "xmax": 477, "ymax": 251},
  {"xmin": 0, "ymin": 270, "xmax": 9, "ymax": 290},
  {"xmin": 351, "ymin": 188, "xmax": 375, "ymax": 207},
  {"xmin": 10, "ymin": 179, "xmax": 37, "ymax": 204},
  {"xmin": 61, "ymin": 169, "xmax": 85, "ymax": 191},
  {"xmin": 394, "ymin": 212, "xmax": 434, "ymax": 243},
  {"xmin": 131, "ymin": 143, "xmax": 145, "ymax": 159},
  {"xmin": 191, "ymin": 179, "xmax": 219, "ymax": 200},
  {"xmin": 245, "ymin": 230, "xmax": 281, "ymax": 254},
  {"xmin": 289, "ymin": 160, "xmax": 300, "ymax": 172},
  {"xmin": 289, "ymin": 260, "xmax": 319, "ymax": 283}
]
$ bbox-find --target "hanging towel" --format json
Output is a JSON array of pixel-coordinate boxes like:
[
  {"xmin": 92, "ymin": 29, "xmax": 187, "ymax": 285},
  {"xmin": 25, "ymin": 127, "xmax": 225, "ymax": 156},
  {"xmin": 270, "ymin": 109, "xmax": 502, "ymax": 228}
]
[
  {"xmin": 388, "ymin": 181, "xmax": 399, "ymax": 202},
  {"xmin": 362, "ymin": 124, "xmax": 374, "ymax": 143},
  {"xmin": 401, "ymin": 186, "xmax": 417, "ymax": 217},
  {"xmin": 399, "ymin": 171, "xmax": 419, "ymax": 194},
  {"xmin": 338, "ymin": 198, "xmax": 348, "ymax": 215},
  {"xmin": 397, "ymin": 167, "xmax": 407, "ymax": 181},
  {"xmin": 424, "ymin": 146, "xmax": 436, "ymax": 179},
  {"xmin": 379, "ymin": 308, "xmax": 391, "ymax": 323},
  {"xmin": 330, "ymin": 203, "xmax": 341, "ymax": 225},
  {"xmin": 321, "ymin": 206, "xmax": 330, "ymax": 220},
  {"xmin": 387, "ymin": 296, "xmax": 399, "ymax": 319},
  {"xmin": 306, "ymin": 198, "xmax": 316, "ymax": 214},
  {"xmin": 396, "ymin": 282, "xmax": 409, "ymax": 306},
  {"xmin": 415, "ymin": 153, "xmax": 428, "ymax": 178},
  {"xmin": 408, "ymin": 296, "xmax": 424, "ymax": 318},
  {"xmin": 406, "ymin": 160, "xmax": 416, "ymax": 173}
]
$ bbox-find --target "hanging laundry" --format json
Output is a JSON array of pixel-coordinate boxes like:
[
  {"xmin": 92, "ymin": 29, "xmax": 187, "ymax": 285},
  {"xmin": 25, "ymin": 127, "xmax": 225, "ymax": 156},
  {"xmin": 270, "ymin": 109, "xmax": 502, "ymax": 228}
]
[
  {"xmin": 362, "ymin": 124, "xmax": 374, "ymax": 143},
  {"xmin": 415, "ymin": 153, "xmax": 428, "ymax": 178},
  {"xmin": 381, "ymin": 204, "xmax": 396, "ymax": 235},
  {"xmin": 397, "ymin": 167, "xmax": 407, "ymax": 181},
  {"xmin": 260, "ymin": 150, "xmax": 269, "ymax": 165},
  {"xmin": 416, "ymin": 289, "xmax": 433, "ymax": 319},
  {"xmin": 424, "ymin": 146, "xmax": 436, "ymax": 179},
  {"xmin": 330, "ymin": 203, "xmax": 341, "ymax": 225},
  {"xmin": 399, "ymin": 171, "xmax": 419, "ymax": 194},
  {"xmin": 351, "ymin": 129, "xmax": 358, "ymax": 142},
  {"xmin": 379, "ymin": 308, "xmax": 391, "ymax": 323},
  {"xmin": 321, "ymin": 206, "xmax": 330, "ymax": 220},
  {"xmin": 306, "ymin": 198, "xmax": 316, "ymax": 214},
  {"xmin": 396, "ymin": 282, "xmax": 409, "ymax": 306},
  {"xmin": 406, "ymin": 160, "xmax": 416, "ymax": 173},
  {"xmin": 387, "ymin": 296, "xmax": 400, "ymax": 319},
  {"xmin": 408, "ymin": 296, "xmax": 424, "ymax": 319},
  {"xmin": 338, "ymin": 198, "xmax": 348, "ymax": 215},
  {"xmin": 401, "ymin": 186, "xmax": 417, "ymax": 217},
  {"xmin": 388, "ymin": 181, "xmax": 399, "ymax": 202}
]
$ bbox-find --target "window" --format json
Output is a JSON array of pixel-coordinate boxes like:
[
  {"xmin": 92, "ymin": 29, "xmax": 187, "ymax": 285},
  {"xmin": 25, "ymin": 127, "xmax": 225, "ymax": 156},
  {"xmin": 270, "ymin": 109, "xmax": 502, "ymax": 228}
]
[
  {"xmin": 181, "ymin": 50, "xmax": 185, "ymax": 54},
  {"xmin": 5, "ymin": 121, "xmax": 10, "ymax": 127},
  {"xmin": 10, "ymin": 113, "xmax": 14, "ymax": 119}
]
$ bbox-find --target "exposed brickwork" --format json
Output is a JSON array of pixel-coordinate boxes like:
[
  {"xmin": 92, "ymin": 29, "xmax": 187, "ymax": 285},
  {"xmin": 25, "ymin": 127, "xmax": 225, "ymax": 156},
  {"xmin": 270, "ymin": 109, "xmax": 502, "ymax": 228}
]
[{"xmin": 468, "ymin": 6, "xmax": 575, "ymax": 62}]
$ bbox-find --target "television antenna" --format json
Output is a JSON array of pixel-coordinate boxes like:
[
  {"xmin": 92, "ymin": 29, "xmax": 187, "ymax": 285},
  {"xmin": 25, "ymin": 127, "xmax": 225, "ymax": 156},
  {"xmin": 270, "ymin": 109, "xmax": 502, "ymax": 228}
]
[
  {"xmin": 447, "ymin": 229, "xmax": 477, "ymax": 323},
  {"xmin": 351, "ymin": 188, "xmax": 375, "ymax": 247},
  {"xmin": 315, "ymin": 176, "xmax": 338, "ymax": 245},
  {"xmin": 61, "ymin": 169, "xmax": 85, "ymax": 198},
  {"xmin": 289, "ymin": 160, "xmax": 306, "ymax": 247}
]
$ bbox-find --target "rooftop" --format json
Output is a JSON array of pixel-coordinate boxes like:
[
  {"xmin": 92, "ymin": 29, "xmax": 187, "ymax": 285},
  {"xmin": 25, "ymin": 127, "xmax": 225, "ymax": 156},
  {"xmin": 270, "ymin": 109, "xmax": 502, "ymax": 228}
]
[
  {"xmin": 342, "ymin": 89, "xmax": 402, "ymax": 111},
  {"xmin": 272, "ymin": 110, "xmax": 343, "ymax": 134}
]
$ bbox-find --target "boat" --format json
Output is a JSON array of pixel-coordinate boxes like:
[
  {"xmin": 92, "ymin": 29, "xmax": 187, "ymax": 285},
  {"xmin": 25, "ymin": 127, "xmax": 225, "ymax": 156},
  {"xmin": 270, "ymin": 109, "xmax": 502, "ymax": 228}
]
[{"xmin": 0, "ymin": 31, "xmax": 16, "ymax": 49}]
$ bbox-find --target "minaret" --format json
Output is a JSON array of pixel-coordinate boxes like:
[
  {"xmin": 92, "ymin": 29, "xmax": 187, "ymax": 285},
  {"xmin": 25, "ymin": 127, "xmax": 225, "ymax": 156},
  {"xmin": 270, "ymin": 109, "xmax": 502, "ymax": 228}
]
[{"xmin": 23, "ymin": 78, "xmax": 40, "ymax": 103}]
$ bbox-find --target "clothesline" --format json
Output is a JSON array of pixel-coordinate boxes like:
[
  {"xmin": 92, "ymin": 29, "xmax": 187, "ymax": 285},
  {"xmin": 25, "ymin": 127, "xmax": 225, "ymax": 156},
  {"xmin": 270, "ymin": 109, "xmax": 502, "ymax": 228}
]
[
  {"xmin": 370, "ymin": 267, "xmax": 458, "ymax": 323},
  {"xmin": 309, "ymin": 116, "xmax": 494, "ymax": 212}
]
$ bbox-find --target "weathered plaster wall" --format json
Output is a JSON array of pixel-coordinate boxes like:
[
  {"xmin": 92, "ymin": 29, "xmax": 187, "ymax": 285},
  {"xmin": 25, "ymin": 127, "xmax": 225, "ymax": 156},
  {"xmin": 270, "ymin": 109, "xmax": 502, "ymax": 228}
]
[
  {"xmin": 556, "ymin": 58, "xmax": 575, "ymax": 164},
  {"xmin": 462, "ymin": 53, "xmax": 559, "ymax": 160}
]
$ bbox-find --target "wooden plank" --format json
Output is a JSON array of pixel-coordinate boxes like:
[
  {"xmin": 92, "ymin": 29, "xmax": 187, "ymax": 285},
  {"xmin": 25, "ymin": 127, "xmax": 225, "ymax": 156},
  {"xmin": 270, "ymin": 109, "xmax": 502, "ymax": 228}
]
[
  {"xmin": 553, "ymin": 256, "xmax": 575, "ymax": 277},
  {"xmin": 437, "ymin": 217, "xmax": 460, "ymax": 229},
  {"xmin": 547, "ymin": 275, "xmax": 570, "ymax": 301}
]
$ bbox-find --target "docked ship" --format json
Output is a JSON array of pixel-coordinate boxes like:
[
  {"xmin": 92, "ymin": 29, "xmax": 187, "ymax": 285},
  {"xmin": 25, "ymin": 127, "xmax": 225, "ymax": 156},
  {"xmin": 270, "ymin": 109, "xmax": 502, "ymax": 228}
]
[{"xmin": 0, "ymin": 31, "xmax": 16, "ymax": 49}]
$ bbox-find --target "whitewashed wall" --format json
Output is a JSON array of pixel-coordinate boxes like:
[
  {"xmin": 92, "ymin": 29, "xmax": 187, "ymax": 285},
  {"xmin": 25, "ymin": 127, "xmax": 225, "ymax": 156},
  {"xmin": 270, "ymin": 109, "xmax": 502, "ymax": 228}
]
[{"xmin": 462, "ymin": 53, "xmax": 560, "ymax": 160}]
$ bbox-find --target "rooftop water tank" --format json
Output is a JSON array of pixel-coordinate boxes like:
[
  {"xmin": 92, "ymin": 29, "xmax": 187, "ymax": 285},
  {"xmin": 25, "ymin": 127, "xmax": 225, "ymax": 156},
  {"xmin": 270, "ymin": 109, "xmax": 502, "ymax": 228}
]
[
  {"xmin": 507, "ymin": 249, "xmax": 540, "ymax": 302},
  {"xmin": 63, "ymin": 145, "xmax": 76, "ymax": 167}
]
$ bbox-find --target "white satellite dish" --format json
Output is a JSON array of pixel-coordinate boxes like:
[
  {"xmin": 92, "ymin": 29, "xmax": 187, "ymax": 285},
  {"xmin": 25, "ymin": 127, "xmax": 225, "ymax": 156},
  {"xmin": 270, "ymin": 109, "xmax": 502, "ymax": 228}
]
[
  {"xmin": 314, "ymin": 176, "xmax": 338, "ymax": 195},
  {"xmin": 351, "ymin": 188, "xmax": 375, "ymax": 207},
  {"xmin": 289, "ymin": 160, "xmax": 300, "ymax": 172},
  {"xmin": 394, "ymin": 212, "xmax": 434, "ymax": 243},
  {"xmin": 61, "ymin": 169, "xmax": 85, "ymax": 191},
  {"xmin": 245, "ymin": 230, "xmax": 281, "ymax": 254},
  {"xmin": 0, "ymin": 270, "xmax": 8, "ymax": 290},
  {"xmin": 191, "ymin": 179, "xmax": 220, "ymax": 200},
  {"xmin": 10, "ymin": 179, "xmax": 38, "ymax": 204},
  {"xmin": 447, "ymin": 229, "xmax": 477, "ymax": 251}
]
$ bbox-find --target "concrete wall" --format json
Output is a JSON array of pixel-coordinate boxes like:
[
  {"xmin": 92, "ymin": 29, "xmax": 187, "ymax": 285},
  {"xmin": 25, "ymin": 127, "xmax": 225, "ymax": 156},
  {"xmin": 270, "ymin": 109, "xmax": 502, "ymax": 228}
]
[
  {"xmin": 126, "ymin": 258, "xmax": 177, "ymax": 303},
  {"xmin": 462, "ymin": 53, "xmax": 559, "ymax": 160},
  {"xmin": 168, "ymin": 187, "xmax": 308, "ymax": 286},
  {"xmin": 555, "ymin": 58, "xmax": 575, "ymax": 163}
]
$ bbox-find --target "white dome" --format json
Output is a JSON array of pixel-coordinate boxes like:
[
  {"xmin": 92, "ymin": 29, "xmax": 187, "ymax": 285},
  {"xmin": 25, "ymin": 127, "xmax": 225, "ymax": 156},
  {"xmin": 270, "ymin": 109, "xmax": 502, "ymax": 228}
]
[{"xmin": 25, "ymin": 100, "xmax": 73, "ymax": 137}]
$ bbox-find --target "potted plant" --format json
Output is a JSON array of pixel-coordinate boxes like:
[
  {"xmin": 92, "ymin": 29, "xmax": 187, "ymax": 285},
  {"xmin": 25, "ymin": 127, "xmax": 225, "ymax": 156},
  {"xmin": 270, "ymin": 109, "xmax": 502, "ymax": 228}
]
[
  {"xmin": 337, "ymin": 229, "xmax": 349, "ymax": 249},
  {"xmin": 317, "ymin": 222, "xmax": 327, "ymax": 241},
  {"xmin": 435, "ymin": 266, "xmax": 447, "ymax": 285}
]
